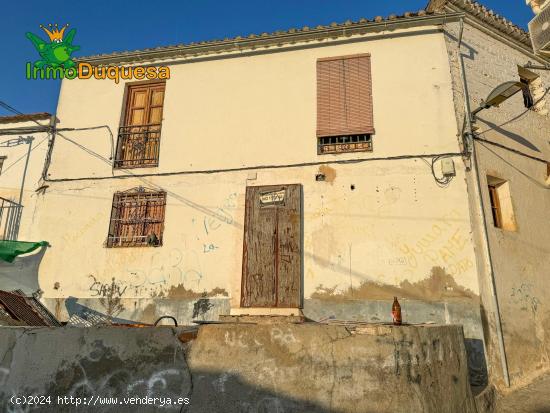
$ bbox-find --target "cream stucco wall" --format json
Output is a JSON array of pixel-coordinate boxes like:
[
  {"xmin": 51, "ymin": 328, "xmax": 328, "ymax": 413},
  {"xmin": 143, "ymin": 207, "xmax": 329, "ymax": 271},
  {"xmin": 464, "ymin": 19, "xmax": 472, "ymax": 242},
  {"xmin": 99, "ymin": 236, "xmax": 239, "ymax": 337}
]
[
  {"xmin": 33, "ymin": 161, "xmax": 476, "ymax": 300},
  {"xmin": 49, "ymin": 27, "xmax": 461, "ymax": 179}
]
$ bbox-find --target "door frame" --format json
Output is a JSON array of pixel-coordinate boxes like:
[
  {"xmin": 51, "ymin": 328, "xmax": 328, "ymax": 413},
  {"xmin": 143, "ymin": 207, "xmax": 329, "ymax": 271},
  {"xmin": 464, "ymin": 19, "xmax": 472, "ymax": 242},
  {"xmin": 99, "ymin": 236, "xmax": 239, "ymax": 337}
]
[{"xmin": 240, "ymin": 184, "xmax": 303, "ymax": 308}]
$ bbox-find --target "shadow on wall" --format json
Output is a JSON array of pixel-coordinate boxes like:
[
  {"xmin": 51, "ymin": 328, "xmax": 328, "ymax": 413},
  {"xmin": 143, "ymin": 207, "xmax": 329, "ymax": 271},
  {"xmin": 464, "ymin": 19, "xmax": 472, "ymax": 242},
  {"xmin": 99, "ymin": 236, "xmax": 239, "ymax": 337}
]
[
  {"xmin": 477, "ymin": 117, "xmax": 541, "ymax": 153},
  {"xmin": 0, "ymin": 324, "xmax": 477, "ymax": 413},
  {"xmin": 62, "ymin": 295, "xmax": 232, "ymax": 326},
  {"xmin": 465, "ymin": 338, "xmax": 488, "ymax": 387},
  {"xmin": 443, "ymin": 31, "xmax": 478, "ymax": 61},
  {"xmin": 65, "ymin": 296, "xmax": 139, "ymax": 326},
  {"xmin": 2, "ymin": 369, "xmax": 337, "ymax": 413},
  {"xmin": 0, "ymin": 329, "xmax": 336, "ymax": 413},
  {"xmin": 305, "ymin": 267, "xmax": 487, "ymax": 388},
  {"xmin": 185, "ymin": 371, "xmax": 337, "ymax": 413},
  {"xmin": 0, "ymin": 245, "xmax": 46, "ymax": 294}
]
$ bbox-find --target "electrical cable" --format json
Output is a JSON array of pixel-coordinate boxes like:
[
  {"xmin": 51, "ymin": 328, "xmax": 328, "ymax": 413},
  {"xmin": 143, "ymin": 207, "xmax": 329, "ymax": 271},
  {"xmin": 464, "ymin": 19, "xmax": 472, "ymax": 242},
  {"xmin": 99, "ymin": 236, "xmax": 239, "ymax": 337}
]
[
  {"xmin": 0, "ymin": 101, "xmax": 24, "ymax": 116},
  {"xmin": 1, "ymin": 92, "xmax": 465, "ymax": 187},
  {"xmin": 475, "ymin": 87, "xmax": 550, "ymax": 136},
  {"xmin": 57, "ymin": 126, "xmax": 115, "ymax": 161},
  {"xmin": 473, "ymin": 136, "xmax": 549, "ymax": 165},
  {"xmin": 44, "ymin": 144, "xmax": 466, "ymax": 183},
  {"xmin": 476, "ymin": 140, "xmax": 550, "ymax": 190},
  {"xmin": 0, "ymin": 135, "xmax": 49, "ymax": 176}
]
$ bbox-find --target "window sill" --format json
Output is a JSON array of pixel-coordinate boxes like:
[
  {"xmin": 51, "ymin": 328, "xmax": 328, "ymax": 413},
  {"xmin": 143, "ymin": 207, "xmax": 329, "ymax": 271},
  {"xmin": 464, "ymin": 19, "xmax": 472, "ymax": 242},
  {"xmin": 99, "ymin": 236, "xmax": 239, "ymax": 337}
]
[
  {"xmin": 113, "ymin": 163, "xmax": 159, "ymax": 170},
  {"xmin": 105, "ymin": 242, "xmax": 163, "ymax": 249},
  {"xmin": 318, "ymin": 141, "xmax": 373, "ymax": 155}
]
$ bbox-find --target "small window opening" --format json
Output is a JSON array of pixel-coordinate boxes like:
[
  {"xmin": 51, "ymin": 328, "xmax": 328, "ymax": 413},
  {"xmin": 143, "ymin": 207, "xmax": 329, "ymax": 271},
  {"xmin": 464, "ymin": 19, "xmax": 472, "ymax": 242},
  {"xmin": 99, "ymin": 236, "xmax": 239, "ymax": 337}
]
[
  {"xmin": 518, "ymin": 66, "xmax": 548, "ymax": 114},
  {"xmin": 520, "ymin": 78, "xmax": 534, "ymax": 109},
  {"xmin": 488, "ymin": 184, "xmax": 502, "ymax": 228},
  {"xmin": 0, "ymin": 157, "xmax": 6, "ymax": 175},
  {"xmin": 487, "ymin": 176, "xmax": 516, "ymax": 231}
]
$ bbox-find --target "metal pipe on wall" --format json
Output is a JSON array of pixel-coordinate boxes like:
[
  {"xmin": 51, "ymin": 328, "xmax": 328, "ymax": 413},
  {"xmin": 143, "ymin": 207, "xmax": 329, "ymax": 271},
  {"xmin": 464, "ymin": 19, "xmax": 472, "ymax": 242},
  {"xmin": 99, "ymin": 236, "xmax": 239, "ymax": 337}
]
[{"xmin": 457, "ymin": 18, "xmax": 510, "ymax": 387}]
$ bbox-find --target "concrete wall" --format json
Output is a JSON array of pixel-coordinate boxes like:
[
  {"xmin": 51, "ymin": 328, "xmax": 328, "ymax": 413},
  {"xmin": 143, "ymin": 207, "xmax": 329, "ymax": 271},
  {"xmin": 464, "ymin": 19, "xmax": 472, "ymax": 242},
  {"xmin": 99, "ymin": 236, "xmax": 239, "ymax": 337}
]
[
  {"xmin": 0, "ymin": 323, "xmax": 477, "ymax": 412},
  {"xmin": 441, "ymin": 18, "xmax": 550, "ymax": 386}
]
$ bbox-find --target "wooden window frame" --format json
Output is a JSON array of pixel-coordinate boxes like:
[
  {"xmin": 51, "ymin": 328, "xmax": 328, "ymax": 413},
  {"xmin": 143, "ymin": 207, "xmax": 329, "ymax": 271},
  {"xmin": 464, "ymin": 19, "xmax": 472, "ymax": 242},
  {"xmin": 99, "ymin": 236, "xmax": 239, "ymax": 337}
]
[
  {"xmin": 316, "ymin": 53, "xmax": 375, "ymax": 155},
  {"xmin": 106, "ymin": 187, "xmax": 167, "ymax": 248},
  {"xmin": 0, "ymin": 156, "xmax": 6, "ymax": 175},
  {"xmin": 487, "ymin": 177, "xmax": 517, "ymax": 232},
  {"xmin": 114, "ymin": 81, "xmax": 166, "ymax": 169},
  {"xmin": 488, "ymin": 184, "xmax": 503, "ymax": 229}
]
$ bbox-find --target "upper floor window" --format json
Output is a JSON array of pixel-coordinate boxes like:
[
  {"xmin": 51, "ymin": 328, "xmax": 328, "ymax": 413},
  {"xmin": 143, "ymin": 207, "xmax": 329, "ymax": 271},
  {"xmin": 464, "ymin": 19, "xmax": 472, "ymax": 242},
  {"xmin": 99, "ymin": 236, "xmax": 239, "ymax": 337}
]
[
  {"xmin": 316, "ymin": 54, "xmax": 375, "ymax": 154},
  {"xmin": 106, "ymin": 187, "xmax": 166, "ymax": 247},
  {"xmin": 114, "ymin": 82, "xmax": 166, "ymax": 168},
  {"xmin": 0, "ymin": 156, "xmax": 6, "ymax": 175}
]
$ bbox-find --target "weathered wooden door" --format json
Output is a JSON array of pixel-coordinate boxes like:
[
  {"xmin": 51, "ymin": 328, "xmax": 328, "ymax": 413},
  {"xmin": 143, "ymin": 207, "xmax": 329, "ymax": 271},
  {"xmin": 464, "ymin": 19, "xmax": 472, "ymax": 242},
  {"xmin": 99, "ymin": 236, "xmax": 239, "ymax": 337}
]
[{"xmin": 241, "ymin": 184, "xmax": 302, "ymax": 308}]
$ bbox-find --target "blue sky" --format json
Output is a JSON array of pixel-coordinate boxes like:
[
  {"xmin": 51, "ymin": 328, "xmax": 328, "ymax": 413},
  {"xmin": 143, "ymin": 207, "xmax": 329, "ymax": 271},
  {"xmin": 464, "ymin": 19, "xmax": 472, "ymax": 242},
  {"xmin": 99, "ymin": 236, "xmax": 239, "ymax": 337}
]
[{"xmin": 0, "ymin": 0, "xmax": 534, "ymax": 116}]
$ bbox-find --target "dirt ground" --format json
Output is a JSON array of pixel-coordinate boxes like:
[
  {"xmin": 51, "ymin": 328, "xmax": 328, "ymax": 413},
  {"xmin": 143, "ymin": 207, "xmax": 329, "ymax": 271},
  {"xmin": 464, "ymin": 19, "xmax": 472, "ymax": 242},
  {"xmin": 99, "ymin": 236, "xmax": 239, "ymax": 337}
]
[{"xmin": 497, "ymin": 374, "xmax": 550, "ymax": 413}]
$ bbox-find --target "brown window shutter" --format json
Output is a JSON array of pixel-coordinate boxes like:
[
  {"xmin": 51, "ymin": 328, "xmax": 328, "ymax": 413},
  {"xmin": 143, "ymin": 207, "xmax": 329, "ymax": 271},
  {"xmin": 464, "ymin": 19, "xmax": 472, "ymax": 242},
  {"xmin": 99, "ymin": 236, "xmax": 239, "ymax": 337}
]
[
  {"xmin": 107, "ymin": 189, "xmax": 167, "ymax": 247},
  {"xmin": 317, "ymin": 54, "xmax": 374, "ymax": 137}
]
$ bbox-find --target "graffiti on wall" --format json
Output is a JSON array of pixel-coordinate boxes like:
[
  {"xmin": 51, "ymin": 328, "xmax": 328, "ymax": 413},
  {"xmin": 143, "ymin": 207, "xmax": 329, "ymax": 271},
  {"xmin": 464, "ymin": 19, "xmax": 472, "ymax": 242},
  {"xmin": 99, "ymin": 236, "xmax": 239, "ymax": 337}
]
[
  {"xmin": 88, "ymin": 276, "xmax": 126, "ymax": 316},
  {"xmin": 390, "ymin": 209, "xmax": 475, "ymax": 279}
]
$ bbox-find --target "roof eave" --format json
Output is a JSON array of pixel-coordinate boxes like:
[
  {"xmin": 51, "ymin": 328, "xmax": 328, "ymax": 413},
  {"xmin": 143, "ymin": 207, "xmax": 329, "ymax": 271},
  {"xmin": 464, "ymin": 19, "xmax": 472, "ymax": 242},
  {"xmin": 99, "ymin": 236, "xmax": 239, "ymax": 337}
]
[
  {"xmin": 77, "ymin": 12, "xmax": 465, "ymax": 66},
  {"xmin": 0, "ymin": 112, "xmax": 52, "ymax": 124},
  {"xmin": 427, "ymin": 0, "xmax": 533, "ymax": 48}
]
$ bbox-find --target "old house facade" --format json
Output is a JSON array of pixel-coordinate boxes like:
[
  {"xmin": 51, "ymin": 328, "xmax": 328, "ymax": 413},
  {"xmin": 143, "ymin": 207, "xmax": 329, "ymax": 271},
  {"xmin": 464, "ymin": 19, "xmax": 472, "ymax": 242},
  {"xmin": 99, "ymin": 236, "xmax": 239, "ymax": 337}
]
[
  {"xmin": 13, "ymin": 0, "xmax": 549, "ymax": 388},
  {"xmin": 35, "ymin": 11, "xmax": 479, "ymax": 327}
]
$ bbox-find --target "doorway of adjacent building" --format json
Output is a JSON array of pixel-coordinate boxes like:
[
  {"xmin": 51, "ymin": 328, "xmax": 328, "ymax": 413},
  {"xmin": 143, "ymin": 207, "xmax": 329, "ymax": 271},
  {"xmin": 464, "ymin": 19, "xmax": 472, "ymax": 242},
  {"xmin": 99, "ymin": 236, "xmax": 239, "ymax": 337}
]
[{"xmin": 241, "ymin": 184, "xmax": 302, "ymax": 308}]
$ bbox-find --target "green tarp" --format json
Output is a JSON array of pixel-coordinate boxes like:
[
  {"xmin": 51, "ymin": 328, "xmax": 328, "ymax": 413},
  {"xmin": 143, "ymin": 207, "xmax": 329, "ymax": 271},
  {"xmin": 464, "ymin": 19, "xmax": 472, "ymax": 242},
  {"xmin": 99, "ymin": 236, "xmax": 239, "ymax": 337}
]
[{"xmin": 0, "ymin": 241, "xmax": 48, "ymax": 263}]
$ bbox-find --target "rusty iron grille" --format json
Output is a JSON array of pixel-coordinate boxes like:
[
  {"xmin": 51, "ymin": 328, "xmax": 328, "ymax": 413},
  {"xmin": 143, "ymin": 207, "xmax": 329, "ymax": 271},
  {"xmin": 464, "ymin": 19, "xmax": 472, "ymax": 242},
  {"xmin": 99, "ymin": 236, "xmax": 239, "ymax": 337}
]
[
  {"xmin": 107, "ymin": 189, "xmax": 166, "ymax": 248},
  {"xmin": 114, "ymin": 123, "xmax": 161, "ymax": 168},
  {"xmin": 0, "ymin": 197, "xmax": 23, "ymax": 240},
  {"xmin": 318, "ymin": 134, "xmax": 372, "ymax": 154},
  {"xmin": 0, "ymin": 291, "xmax": 51, "ymax": 326}
]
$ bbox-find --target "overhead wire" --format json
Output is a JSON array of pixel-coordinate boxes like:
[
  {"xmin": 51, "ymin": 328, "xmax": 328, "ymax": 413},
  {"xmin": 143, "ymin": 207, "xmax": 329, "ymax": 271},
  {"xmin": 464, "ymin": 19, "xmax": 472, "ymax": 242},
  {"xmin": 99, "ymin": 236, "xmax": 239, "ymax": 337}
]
[{"xmin": 476, "ymin": 140, "xmax": 550, "ymax": 190}]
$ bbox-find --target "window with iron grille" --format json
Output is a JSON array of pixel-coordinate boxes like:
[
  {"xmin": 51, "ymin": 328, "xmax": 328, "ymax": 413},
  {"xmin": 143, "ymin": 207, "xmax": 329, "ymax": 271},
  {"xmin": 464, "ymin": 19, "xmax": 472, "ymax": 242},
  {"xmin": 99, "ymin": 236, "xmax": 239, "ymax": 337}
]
[
  {"xmin": 106, "ymin": 188, "xmax": 166, "ymax": 247},
  {"xmin": 317, "ymin": 134, "xmax": 372, "ymax": 155},
  {"xmin": 317, "ymin": 54, "xmax": 375, "ymax": 154},
  {"xmin": 115, "ymin": 82, "xmax": 165, "ymax": 168}
]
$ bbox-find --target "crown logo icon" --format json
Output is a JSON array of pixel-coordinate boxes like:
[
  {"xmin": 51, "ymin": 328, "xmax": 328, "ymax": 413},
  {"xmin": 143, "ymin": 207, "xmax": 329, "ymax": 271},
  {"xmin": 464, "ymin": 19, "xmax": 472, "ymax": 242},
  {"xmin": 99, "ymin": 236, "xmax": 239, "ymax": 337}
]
[{"xmin": 39, "ymin": 23, "xmax": 69, "ymax": 42}]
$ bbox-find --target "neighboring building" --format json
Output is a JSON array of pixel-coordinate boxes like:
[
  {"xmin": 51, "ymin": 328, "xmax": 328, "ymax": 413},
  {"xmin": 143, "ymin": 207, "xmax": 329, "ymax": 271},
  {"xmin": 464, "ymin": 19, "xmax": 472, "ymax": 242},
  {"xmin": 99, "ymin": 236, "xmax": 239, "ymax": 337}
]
[
  {"xmin": 20, "ymin": 0, "xmax": 550, "ymax": 387},
  {"xmin": 428, "ymin": 0, "xmax": 550, "ymax": 387},
  {"xmin": 0, "ymin": 113, "xmax": 52, "ymax": 293},
  {"xmin": 526, "ymin": 0, "xmax": 549, "ymax": 14},
  {"xmin": 0, "ymin": 113, "xmax": 52, "ymax": 239}
]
